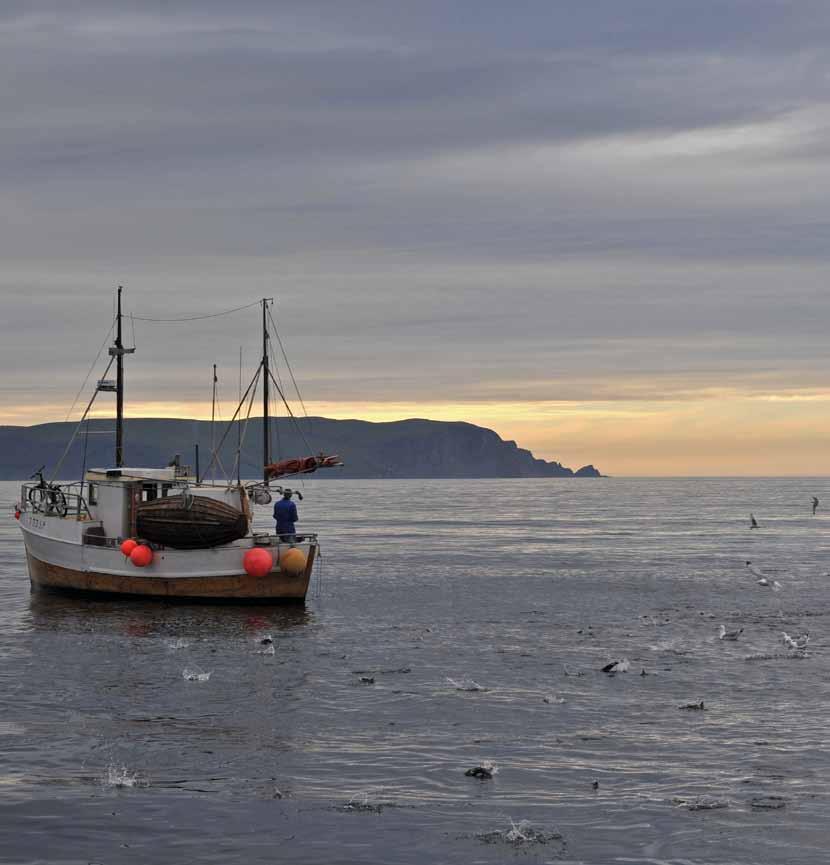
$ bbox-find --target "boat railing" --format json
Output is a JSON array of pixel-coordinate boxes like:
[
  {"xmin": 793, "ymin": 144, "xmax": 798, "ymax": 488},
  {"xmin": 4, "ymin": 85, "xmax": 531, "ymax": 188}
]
[
  {"xmin": 78, "ymin": 530, "xmax": 319, "ymax": 550},
  {"xmin": 20, "ymin": 481, "xmax": 91, "ymax": 519},
  {"xmin": 250, "ymin": 531, "xmax": 319, "ymax": 547}
]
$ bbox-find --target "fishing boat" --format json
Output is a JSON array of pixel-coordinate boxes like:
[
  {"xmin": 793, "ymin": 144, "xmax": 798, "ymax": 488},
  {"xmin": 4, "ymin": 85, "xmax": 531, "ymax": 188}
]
[{"xmin": 15, "ymin": 289, "xmax": 340, "ymax": 601}]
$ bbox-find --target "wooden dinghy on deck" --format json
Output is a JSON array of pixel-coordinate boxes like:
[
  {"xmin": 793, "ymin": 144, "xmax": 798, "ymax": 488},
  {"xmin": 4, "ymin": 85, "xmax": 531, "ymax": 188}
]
[{"xmin": 136, "ymin": 493, "xmax": 249, "ymax": 549}]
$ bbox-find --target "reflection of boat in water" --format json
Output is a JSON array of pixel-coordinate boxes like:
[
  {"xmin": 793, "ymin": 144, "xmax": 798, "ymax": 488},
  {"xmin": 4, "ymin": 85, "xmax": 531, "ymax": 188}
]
[
  {"xmin": 15, "ymin": 289, "xmax": 341, "ymax": 602},
  {"xmin": 27, "ymin": 587, "xmax": 313, "ymax": 635}
]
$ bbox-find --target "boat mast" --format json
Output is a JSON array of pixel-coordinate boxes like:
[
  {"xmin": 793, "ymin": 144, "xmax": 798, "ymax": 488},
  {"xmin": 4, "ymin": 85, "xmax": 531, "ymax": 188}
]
[
  {"xmin": 211, "ymin": 363, "xmax": 217, "ymax": 482},
  {"xmin": 115, "ymin": 286, "xmax": 125, "ymax": 467},
  {"xmin": 108, "ymin": 285, "xmax": 135, "ymax": 468},
  {"xmin": 262, "ymin": 298, "xmax": 271, "ymax": 483}
]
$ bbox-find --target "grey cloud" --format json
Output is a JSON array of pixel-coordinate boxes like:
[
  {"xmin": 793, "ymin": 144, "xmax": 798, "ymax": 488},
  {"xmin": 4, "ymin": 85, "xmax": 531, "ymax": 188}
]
[{"xmin": 2, "ymin": 1, "xmax": 830, "ymax": 419}]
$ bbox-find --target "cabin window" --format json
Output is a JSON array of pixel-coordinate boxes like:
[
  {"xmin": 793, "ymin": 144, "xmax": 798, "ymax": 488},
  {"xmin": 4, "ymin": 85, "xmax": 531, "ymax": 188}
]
[
  {"xmin": 141, "ymin": 484, "xmax": 159, "ymax": 502},
  {"xmin": 161, "ymin": 484, "xmax": 173, "ymax": 498},
  {"xmin": 88, "ymin": 483, "xmax": 97, "ymax": 505}
]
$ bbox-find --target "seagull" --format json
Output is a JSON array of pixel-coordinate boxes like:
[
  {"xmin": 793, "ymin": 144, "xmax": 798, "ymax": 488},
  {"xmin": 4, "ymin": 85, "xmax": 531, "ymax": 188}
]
[
  {"xmin": 782, "ymin": 632, "xmax": 809, "ymax": 650},
  {"xmin": 746, "ymin": 561, "xmax": 783, "ymax": 591},
  {"xmin": 718, "ymin": 624, "xmax": 743, "ymax": 641},
  {"xmin": 757, "ymin": 577, "xmax": 783, "ymax": 591},
  {"xmin": 750, "ymin": 513, "xmax": 759, "ymax": 529},
  {"xmin": 601, "ymin": 659, "xmax": 630, "ymax": 674}
]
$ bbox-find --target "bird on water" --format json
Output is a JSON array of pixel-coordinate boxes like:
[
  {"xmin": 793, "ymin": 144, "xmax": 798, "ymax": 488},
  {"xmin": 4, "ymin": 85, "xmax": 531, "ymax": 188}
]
[
  {"xmin": 745, "ymin": 561, "xmax": 782, "ymax": 591},
  {"xmin": 718, "ymin": 624, "xmax": 743, "ymax": 641}
]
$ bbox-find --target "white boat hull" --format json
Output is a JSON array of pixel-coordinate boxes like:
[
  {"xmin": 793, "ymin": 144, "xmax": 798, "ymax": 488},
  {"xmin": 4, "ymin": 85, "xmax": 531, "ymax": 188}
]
[{"xmin": 19, "ymin": 512, "xmax": 314, "ymax": 601}]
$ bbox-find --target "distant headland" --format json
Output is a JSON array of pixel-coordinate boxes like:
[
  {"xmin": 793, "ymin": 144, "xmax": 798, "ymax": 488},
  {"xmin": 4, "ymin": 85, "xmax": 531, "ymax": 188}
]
[{"xmin": 0, "ymin": 417, "xmax": 602, "ymax": 480}]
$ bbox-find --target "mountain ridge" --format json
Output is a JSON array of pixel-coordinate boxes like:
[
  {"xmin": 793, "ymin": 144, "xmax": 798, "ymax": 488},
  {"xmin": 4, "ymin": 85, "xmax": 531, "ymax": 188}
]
[{"xmin": 0, "ymin": 416, "xmax": 602, "ymax": 480}]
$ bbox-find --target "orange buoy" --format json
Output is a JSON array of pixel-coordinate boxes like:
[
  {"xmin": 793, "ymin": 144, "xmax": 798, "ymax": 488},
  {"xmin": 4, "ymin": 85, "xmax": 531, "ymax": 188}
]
[
  {"xmin": 243, "ymin": 547, "xmax": 273, "ymax": 578},
  {"xmin": 280, "ymin": 548, "xmax": 307, "ymax": 577},
  {"xmin": 129, "ymin": 544, "xmax": 154, "ymax": 567},
  {"xmin": 120, "ymin": 538, "xmax": 138, "ymax": 557}
]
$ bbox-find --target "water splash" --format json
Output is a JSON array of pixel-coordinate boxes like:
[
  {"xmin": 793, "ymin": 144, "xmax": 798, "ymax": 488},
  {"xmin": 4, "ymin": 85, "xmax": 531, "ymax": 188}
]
[
  {"xmin": 105, "ymin": 763, "xmax": 142, "ymax": 789},
  {"xmin": 505, "ymin": 818, "xmax": 532, "ymax": 843},
  {"xmin": 166, "ymin": 638, "xmax": 191, "ymax": 650},
  {"xmin": 477, "ymin": 817, "xmax": 564, "ymax": 847},
  {"xmin": 256, "ymin": 644, "xmax": 276, "ymax": 656},
  {"xmin": 182, "ymin": 668, "xmax": 212, "ymax": 682}
]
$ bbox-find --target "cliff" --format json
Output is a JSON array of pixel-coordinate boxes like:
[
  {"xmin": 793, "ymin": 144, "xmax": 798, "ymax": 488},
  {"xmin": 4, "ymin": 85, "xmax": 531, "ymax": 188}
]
[{"xmin": 0, "ymin": 417, "xmax": 602, "ymax": 480}]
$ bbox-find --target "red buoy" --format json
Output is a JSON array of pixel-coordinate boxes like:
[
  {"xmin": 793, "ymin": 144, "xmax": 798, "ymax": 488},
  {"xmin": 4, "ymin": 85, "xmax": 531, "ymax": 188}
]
[
  {"xmin": 121, "ymin": 538, "xmax": 138, "ymax": 557},
  {"xmin": 130, "ymin": 544, "xmax": 154, "ymax": 567},
  {"xmin": 243, "ymin": 547, "xmax": 273, "ymax": 578},
  {"xmin": 14, "ymin": 509, "xmax": 20, "ymax": 520}
]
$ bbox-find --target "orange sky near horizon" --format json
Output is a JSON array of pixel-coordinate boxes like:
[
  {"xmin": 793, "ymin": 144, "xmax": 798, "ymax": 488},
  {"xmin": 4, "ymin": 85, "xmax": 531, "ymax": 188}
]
[{"xmin": 4, "ymin": 391, "xmax": 829, "ymax": 477}]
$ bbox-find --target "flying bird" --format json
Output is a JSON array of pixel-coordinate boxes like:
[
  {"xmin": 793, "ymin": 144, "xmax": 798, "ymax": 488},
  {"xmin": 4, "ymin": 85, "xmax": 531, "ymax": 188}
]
[
  {"xmin": 750, "ymin": 513, "xmax": 759, "ymax": 529},
  {"xmin": 718, "ymin": 625, "xmax": 743, "ymax": 641}
]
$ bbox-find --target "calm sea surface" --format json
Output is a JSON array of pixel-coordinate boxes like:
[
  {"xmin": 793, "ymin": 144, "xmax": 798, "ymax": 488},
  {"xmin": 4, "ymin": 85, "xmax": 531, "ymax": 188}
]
[{"xmin": 2, "ymin": 477, "xmax": 830, "ymax": 864}]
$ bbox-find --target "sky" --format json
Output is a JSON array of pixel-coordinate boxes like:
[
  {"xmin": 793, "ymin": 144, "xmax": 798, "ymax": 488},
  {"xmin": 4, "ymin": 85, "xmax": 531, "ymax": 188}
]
[{"xmin": 2, "ymin": 1, "xmax": 830, "ymax": 475}]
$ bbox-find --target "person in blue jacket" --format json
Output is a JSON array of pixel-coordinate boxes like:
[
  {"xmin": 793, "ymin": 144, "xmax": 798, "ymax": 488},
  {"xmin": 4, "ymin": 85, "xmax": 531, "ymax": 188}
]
[{"xmin": 274, "ymin": 488, "xmax": 298, "ymax": 542}]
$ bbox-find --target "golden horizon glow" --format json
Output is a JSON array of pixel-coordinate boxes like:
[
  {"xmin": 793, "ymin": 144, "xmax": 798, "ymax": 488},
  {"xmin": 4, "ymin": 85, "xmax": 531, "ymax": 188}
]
[{"xmin": 4, "ymin": 391, "xmax": 830, "ymax": 477}]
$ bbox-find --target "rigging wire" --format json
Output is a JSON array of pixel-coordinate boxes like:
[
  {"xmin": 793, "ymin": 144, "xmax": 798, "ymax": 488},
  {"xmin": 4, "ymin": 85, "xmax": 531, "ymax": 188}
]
[
  {"xmin": 63, "ymin": 315, "xmax": 116, "ymax": 423},
  {"xmin": 267, "ymin": 338, "xmax": 283, "ymax": 460},
  {"xmin": 78, "ymin": 419, "xmax": 90, "ymax": 515},
  {"xmin": 130, "ymin": 300, "xmax": 261, "ymax": 323},
  {"xmin": 268, "ymin": 367, "xmax": 313, "ymax": 455},
  {"xmin": 266, "ymin": 304, "xmax": 315, "ymax": 464},
  {"xmin": 202, "ymin": 362, "xmax": 262, "ymax": 481},
  {"xmin": 267, "ymin": 305, "xmax": 312, "ymax": 423},
  {"xmin": 50, "ymin": 355, "xmax": 116, "ymax": 483},
  {"xmin": 231, "ymin": 364, "xmax": 263, "ymax": 483}
]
